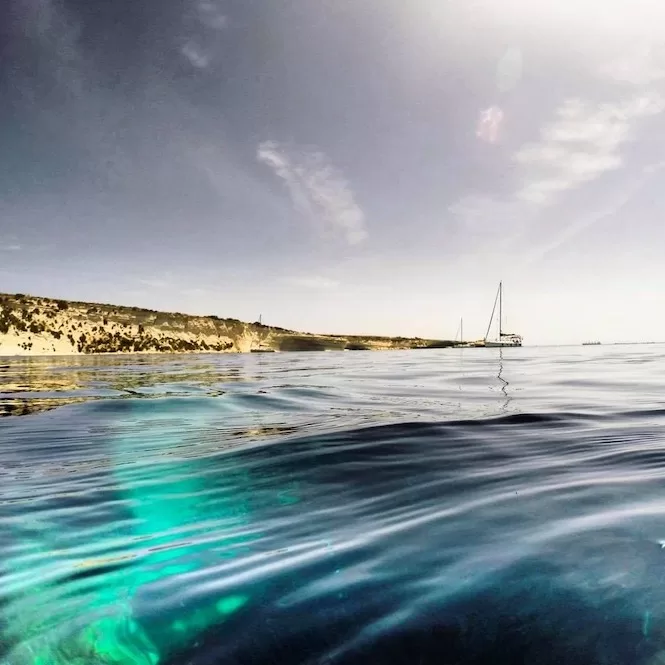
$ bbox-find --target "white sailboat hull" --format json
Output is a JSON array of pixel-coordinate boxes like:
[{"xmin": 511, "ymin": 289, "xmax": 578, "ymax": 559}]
[{"xmin": 484, "ymin": 340, "xmax": 522, "ymax": 348}]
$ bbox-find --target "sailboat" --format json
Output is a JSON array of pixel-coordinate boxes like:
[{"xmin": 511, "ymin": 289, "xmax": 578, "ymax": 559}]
[
  {"xmin": 455, "ymin": 317, "xmax": 473, "ymax": 348},
  {"xmin": 483, "ymin": 281, "xmax": 523, "ymax": 348}
]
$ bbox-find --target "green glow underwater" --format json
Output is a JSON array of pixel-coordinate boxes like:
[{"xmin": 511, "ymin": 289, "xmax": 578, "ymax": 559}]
[{"xmin": 1, "ymin": 401, "xmax": 287, "ymax": 665}]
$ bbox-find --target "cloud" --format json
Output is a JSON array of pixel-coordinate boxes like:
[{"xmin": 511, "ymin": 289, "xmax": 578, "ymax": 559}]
[
  {"xmin": 450, "ymin": 45, "xmax": 665, "ymax": 263},
  {"xmin": 644, "ymin": 160, "xmax": 665, "ymax": 174},
  {"xmin": 285, "ymin": 276, "xmax": 340, "ymax": 290},
  {"xmin": 0, "ymin": 244, "xmax": 22, "ymax": 252},
  {"xmin": 514, "ymin": 95, "xmax": 665, "ymax": 206},
  {"xmin": 179, "ymin": 0, "xmax": 228, "ymax": 69},
  {"xmin": 196, "ymin": 0, "xmax": 228, "ymax": 29},
  {"xmin": 180, "ymin": 41, "xmax": 211, "ymax": 69},
  {"xmin": 600, "ymin": 45, "xmax": 665, "ymax": 86},
  {"xmin": 257, "ymin": 141, "xmax": 368, "ymax": 245},
  {"xmin": 521, "ymin": 175, "xmax": 645, "ymax": 265},
  {"xmin": 12, "ymin": 0, "xmax": 88, "ymax": 108}
]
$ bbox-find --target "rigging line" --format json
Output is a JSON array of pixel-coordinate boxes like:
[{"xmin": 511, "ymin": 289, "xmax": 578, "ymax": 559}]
[{"xmin": 484, "ymin": 283, "xmax": 501, "ymax": 341}]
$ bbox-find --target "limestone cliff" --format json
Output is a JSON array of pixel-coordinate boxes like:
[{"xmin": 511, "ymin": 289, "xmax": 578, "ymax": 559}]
[{"xmin": 0, "ymin": 293, "xmax": 453, "ymax": 355}]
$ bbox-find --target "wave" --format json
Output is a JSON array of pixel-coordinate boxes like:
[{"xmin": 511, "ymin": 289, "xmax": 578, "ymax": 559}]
[{"xmin": 3, "ymin": 349, "xmax": 665, "ymax": 664}]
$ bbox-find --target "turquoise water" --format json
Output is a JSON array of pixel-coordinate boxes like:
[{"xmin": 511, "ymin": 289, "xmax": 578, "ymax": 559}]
[{"xmin": 2, "ymin": 346, "xmax": 665, "ymax": 664}]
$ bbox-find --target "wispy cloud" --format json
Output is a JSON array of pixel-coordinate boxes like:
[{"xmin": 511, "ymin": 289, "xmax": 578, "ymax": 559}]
[
  {"xmin": 257, "ymin": 141, "xmax": 368, "ymax": 245},
  {"xmin": 450, "ymin": 46, "xmax": 665, "ymax": 262},
  {"xmin": 196, "ymin": 0, "xmax": 228, "ymax": 30},
  {"xmin": 285, "ymin": 275, "xmax": 340, "ymax": 290},
  {"xmin": 521, "ymin": 174, "xmax": 646, "ymax": 266},
  {"xmin": 179, "ymin": 0, "xmax": 228, "ymax": 69},
  {"xmin": 514, "ymin": 95, "xmax": 665, "ymax": 206},
  {"xmin": 12, "ymin": 0, "xmax": 89, "ymax": 113},
  {"xmin": 600, "ymin": 45, "xmax": 665, "ymax": 86},
  {"xmin": 180, "ymin": 41, "xmax": 211, "ymax": 69},
  {"xmin": 0, "ymin": 244, "xmax": 22, "ymax": 252}
]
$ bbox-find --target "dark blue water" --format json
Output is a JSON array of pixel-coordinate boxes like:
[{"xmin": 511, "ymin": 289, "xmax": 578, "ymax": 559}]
[{"xmin": 2, "ymin": 346, "xmax": 665, "ymax": 665}]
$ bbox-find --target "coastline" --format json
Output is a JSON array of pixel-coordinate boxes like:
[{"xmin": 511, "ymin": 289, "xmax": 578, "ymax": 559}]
[{"xmin": 0, "ymin": 292, "xmax": 454, "ymax": 357}]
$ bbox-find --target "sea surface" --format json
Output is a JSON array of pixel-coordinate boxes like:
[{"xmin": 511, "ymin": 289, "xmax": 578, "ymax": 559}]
[{"xmin": 2, "ymin": 346, "xmax": 665, "ymax": 665}]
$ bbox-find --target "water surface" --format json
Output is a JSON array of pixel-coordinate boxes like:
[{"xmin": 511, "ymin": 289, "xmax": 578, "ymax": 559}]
[{"xmin": 2, "ymin": 346, "xmax": 665, "ymax": 665}]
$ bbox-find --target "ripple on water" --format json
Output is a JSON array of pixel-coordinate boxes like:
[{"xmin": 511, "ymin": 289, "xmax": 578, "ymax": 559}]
[{"xmin": 2, "ymin": 347, "xmax": 665, "ymax": 664}]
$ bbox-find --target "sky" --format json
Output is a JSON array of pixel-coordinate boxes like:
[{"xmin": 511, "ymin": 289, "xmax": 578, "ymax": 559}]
[{"xmin": 1, "ymin": 0, "xmax": 665, "ymax": 344}]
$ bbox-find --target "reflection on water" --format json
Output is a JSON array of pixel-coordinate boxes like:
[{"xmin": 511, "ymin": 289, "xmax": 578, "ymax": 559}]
[
  {"xmin": 2, "ymin": 346, "xmax": 665, "ymax": 664},
  {"xmin": 497, "ymin": 349, "xmax": 512, "ymax": 410},
  {"xmin": 0, "ymin": 355, "xmax": 262, "ymax": 416}
]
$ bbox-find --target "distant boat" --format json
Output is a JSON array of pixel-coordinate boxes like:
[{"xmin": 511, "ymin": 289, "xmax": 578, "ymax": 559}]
[
  {"xmin": 454, "ymin": 317, "xmax": 472, "ymax": 347},
  {"xmin": 582, "ymin": 341, "xmax": 601, "ymax": 346},
  {"xmin": 483, "ymin": 281, "xmax": 523, "ymax": 348}
]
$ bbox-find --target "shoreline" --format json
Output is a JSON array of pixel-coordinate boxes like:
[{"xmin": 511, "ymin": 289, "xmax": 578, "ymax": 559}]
[
  {"xmin": 0, "ymin": 292, "xmax": 456, "ymax": 357},
  {"xmin": 0, "ymin": 345, "xmax": 457, "ymax": 359}
]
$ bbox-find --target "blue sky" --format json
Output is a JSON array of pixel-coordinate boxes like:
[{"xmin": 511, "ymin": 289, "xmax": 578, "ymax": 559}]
[{"xmin": 1, "ymin": 0, "xmax": 665, "ymax": 343}]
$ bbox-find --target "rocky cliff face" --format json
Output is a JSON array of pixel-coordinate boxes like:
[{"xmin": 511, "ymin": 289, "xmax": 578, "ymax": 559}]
[{"xmin": 0, "ymin": 293, "xmax": 452, "ymax": 355}]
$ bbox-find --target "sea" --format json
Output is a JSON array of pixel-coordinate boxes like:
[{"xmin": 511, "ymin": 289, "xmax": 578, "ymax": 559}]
[{"xmin": 2, "ymin": 345, "xmax": 665, "ymax": 665}]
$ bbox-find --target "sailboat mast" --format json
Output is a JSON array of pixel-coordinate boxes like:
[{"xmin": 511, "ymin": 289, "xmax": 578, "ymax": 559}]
[
  {"xmin": 498, "ymin": 281, "xmax": 503, "ymax": 338},
  {"xmin": 461, "ymin": 317, "xmax": 463, "ymax": 344}
]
